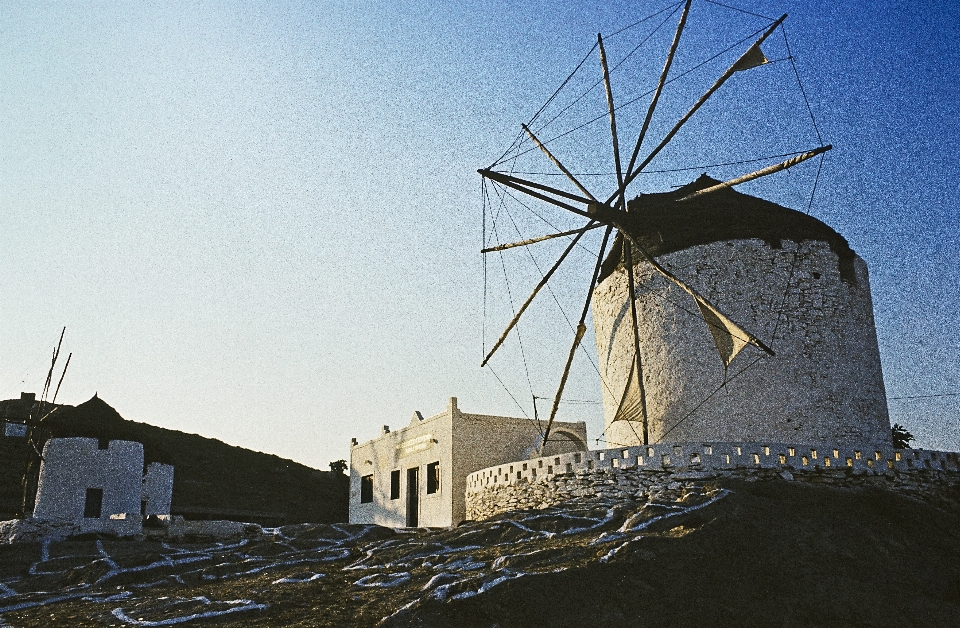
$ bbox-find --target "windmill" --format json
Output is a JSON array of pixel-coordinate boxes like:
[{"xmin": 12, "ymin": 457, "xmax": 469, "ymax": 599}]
[
  {"xmin": 20, "ymin": 327, "xmax": 71, "ymax": 517},
  {"xmin": 478, "ymin": 1, "xmax": 838, "ymax": 451}
]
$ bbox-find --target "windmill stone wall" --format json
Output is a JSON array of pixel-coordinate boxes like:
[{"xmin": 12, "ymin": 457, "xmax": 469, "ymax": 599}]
[{"xmin": 591, "ymin": 178, "xmax": 890, "ymax": 450}]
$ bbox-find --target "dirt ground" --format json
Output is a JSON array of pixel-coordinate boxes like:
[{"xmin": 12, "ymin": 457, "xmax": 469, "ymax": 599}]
[{"xmin": 1, "ymin": 478, "xmax": 958, "ymax": 627}]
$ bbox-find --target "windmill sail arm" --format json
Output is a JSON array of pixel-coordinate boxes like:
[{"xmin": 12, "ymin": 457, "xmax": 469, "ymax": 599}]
[
  {"xmin": 542, "ymin": 322, "xmax": 586, "ymax": 449},
  {"xmin": 622, "ymin": 240, "xmax": 650, "ymax": 442},
  {"xmin": 522, "ymin": 124, "xmax": 598, "ymax": 202},
  {"xmin": 481, "ymin": 222, "xmax": 603, "ymax": 254},
  {"xmin": 478, "ymin": 169, "xmax": 594, "ymax": 219},
  {"xmin": 616, "ymin": 227, "xmax": 775, "ymax": 358},
  {"xmin": 478, "ymin": 169, "xmax": 592, "ymax": 204},
  {"xmin": 481, "ymin": 223, "xmax": 594, "ymax": 367},
  {"xmin": 606, "ymin": 13, "xmax": 788, "ymax": 206},
  {"xmin": 542, "ymin": 225, "xmax": 614, "ymax": 450},
  {"xmin": 676, "ymin": 145, "xmax": 832, "ymax": 202},
  {"xmin": 625, "ymin": 0, "xmax": 693, "ymax": 181},
  {"xmin": 598, "ymin": 34, "xmax": 624, "ymax": 191}
]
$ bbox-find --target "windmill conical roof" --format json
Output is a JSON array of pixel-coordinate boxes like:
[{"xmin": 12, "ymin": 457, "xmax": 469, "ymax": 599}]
[{"xmin": 599, "ymin": 174, "xmax": 854, "ymax": 282}]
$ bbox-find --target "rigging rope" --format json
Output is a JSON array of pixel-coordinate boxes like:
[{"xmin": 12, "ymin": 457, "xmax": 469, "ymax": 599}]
[
  {"xmin": 485, "ymin": 364, "xmax": 531, "ymax": 419},
  {"xmin": 655, "ymin": 354, "xmax": 766, "ymax": 443},
  {"xmin": 595, "ymin": 436, "xmax": 642, "ymax": 448},
  {"xmin": 494, "ymin": 183, "xmax": 600, "ymax": 257},
  {"xmin": 492, "ymin": 43, "xmax": 599, "ymax": 168},
  {"xmin": 505, "ymin": 148, "xmax": 820, "ymax": 177},
  {"xmin": 770, "ymin": 242, "xmax": 803, "ymax": 342},
  {"xmin": 497, "ymin": 20, "xmax": 778, "ymax": 167},
  {"xmin": 889, "ymin": 393, "xmax": 960, "ymax": 401},
  {"xmin": 490, "ymin": 184, "xmax": 626, "ymax": 402},
  {"xmin": 781, "ymin": 25, "xmax": 824, "ymax": 145},
  {"xmin": 493, "ymin": 214, "xmax": 537, "ymax": 404},
  {"xmin": 486, "ymin": 182, "xmax": 621, "ymax": 406},
  {"xmin": 482, "ymin": 181, "xmax": 489, "ymax": 356},
  {"xmin": 608, "ymin": 0, "xmax": 685, "ymax": 38},
  {"xmin": 806, "ymin": 152, "xmax": 825, "ymax": 215},
  {"xmin": 703, "ymin": 0, "xmax": 775, "ymax": 21},
  {"xmin": 493, "ymin": 182, "xmax": 597, "ymax": 372},
  {"xmin": 527, "ymin": 4, "xmax": 681, "ymax": 141}
]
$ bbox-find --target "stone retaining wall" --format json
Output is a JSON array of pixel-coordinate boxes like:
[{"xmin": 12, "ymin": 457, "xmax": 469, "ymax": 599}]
[{"xmin": 465, "ymin": 442, "xmax": 960, "ymax": 520}]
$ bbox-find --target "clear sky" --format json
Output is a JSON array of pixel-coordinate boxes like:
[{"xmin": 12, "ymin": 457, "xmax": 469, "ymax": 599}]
[{"xmin": 2, "ymin": 0, "xmax": 958, "ymax": 470}]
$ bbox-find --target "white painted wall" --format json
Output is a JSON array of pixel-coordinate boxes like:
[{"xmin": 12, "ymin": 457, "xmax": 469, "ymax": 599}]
[
  {"xmin": 350, "ymin": 401, "xmax": 455, "ymax": 528},
  {"xmin": 34, "ymin": 438, "xmax": 144, "ymax": 533},
  {"xmin": 142, "ymin": 462, "xmax": 175, "ymax": 516},
  {"xmin": 593, "ymin": 238, "xmax": 890, "ymax": 449}
]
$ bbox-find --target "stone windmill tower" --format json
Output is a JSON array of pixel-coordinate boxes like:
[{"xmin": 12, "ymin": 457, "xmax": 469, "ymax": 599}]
[
  {"xmin": 591, "ymin": 178, "xmax": 890, "ymax": 450},
  {"xmin": 478, "ymin": 2, "xmax": 892, "ymax": 452}
]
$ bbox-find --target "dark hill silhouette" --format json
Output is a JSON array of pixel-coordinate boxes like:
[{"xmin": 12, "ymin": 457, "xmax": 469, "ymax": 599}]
[{"xmin": 1, "ymin": 395, "xmax": 347, "ymax": 525}]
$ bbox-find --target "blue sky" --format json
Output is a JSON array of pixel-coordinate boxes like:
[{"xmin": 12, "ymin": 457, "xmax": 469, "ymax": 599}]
[{"xmin": 2, "ymin": 0, "xmax": 958, "ymax": 469}]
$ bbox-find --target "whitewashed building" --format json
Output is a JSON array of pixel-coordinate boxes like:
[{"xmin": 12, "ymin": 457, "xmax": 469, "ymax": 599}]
[
  {"xmin": 33, "ymin": 437, "xmax": 174, "ymax": 535},
  {"xmin": 349, "ymin": 397, "xmax": 587, "ymax": 527}
]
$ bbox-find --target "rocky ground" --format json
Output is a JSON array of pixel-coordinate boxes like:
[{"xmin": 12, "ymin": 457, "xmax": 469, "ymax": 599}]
[{"xmin": 1, "ymin": 477, "xmax": 959, "ymax": 627}]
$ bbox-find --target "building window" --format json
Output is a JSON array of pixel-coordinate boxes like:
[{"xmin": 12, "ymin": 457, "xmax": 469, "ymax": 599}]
[
  {"xmin": 426, "ymin": 461, "xmax": 440, "ymax": 494},
  {"xmin": 84, "ymin": 488, "xmax": 103, "ymax": 518},
  {"xmin": 390, "ymin": 470, "xmax": 401, "ymax": 500},
  {"xmin": 360, "ymin": 475, "xmax": 374, "ymax": 503}
]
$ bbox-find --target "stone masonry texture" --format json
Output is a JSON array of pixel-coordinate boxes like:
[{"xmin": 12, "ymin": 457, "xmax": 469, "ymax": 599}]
[{"xmin": 592, "ymin": 238, "xmax": 890, "ymax": 449}]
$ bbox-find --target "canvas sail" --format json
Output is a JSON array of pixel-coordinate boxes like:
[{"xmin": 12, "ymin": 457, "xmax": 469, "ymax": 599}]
[
  {"xmin": 612, "ymin": 358, "xmax": 645, "ymax": 424},
  {"xmin": 730, "ymin": 43, "xmax": 769, "ymax": 73},
  {"xmin": 618, "ymin": 230, "xmax": 773, "ymax": 366},
  {"xmin": 694, "ymin": 295, "xmax": 752, "ymax": 367}
]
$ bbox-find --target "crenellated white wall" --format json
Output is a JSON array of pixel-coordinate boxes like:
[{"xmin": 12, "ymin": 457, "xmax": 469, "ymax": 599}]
[
  {"xmin": 465, "ymin": 442, "xmax": 960, "ymax": 520},
  {"xmin": 467, "ymin": 442, "xmax": 958, "ymax": 491}
]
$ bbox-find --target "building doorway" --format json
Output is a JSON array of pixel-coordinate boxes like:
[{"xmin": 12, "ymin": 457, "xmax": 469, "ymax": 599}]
[{"xmin": 406, "ymin": 467, "xmax": 419, "ymax": 527}]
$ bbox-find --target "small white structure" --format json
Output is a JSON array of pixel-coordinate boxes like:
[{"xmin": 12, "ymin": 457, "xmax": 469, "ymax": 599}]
[
  {"xmin": 142, "ymin": 462, "xmax": 175, "ymax": 516},
  {"xmin": 349, "ymin": 397, "xmax": 587, "ymax": 527},
  {"xmin": 33, "ymin": 437, "xmax": 174, "ymax": 535}
]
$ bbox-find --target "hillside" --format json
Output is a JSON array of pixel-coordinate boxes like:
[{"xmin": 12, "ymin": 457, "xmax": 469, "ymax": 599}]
[
  {"xmin": 0, "ymin": 477, "xmax": 958, "ymax": 626},
  {"xmin": 1, "ymin": 395, "xmax": 347, "ymax": 524}
]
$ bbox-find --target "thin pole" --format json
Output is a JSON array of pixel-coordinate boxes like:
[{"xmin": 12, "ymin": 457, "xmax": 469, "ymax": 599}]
[
  {"xmin": 478, "ymin": 169, "xmax": 594, "ymax": 219},
  {"xmin": 542, "ymin": 225, "xmax": 614, "ymax": 449},
  {"xmin": 598, "ymin": 34, "xmax": 624, "ymax": 196},
  {"xmin": 543, "ymin": 322, "xmax": 586, "ymax": 449},
  {"xmin": 623, "ymin": 242, "xmax": 650, "ymax": 444},
  {"xmin": 522, "ymin": 124, "xmax": 598, "ymax": 202},
  {"xmin": 478, "ymin": 169, "xmax": 592, "ymax": 204},
  {"xmin": 51, "ymin": 353, "xmax": 71, "ymax": 405},
  {"xmin": 481, "ymin": 222, "xmax": 603, "ymax": 254},
  {"xmin": 625, "ymin": 0, "xmax": 693, "ymax": 182},
  {"xmin": 600, "ymin": 31, "xmax": 648, "ymax": 443},
  {"xmin": 676, "ymin": 144, "xmax": 832, "ymax": 201}
]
